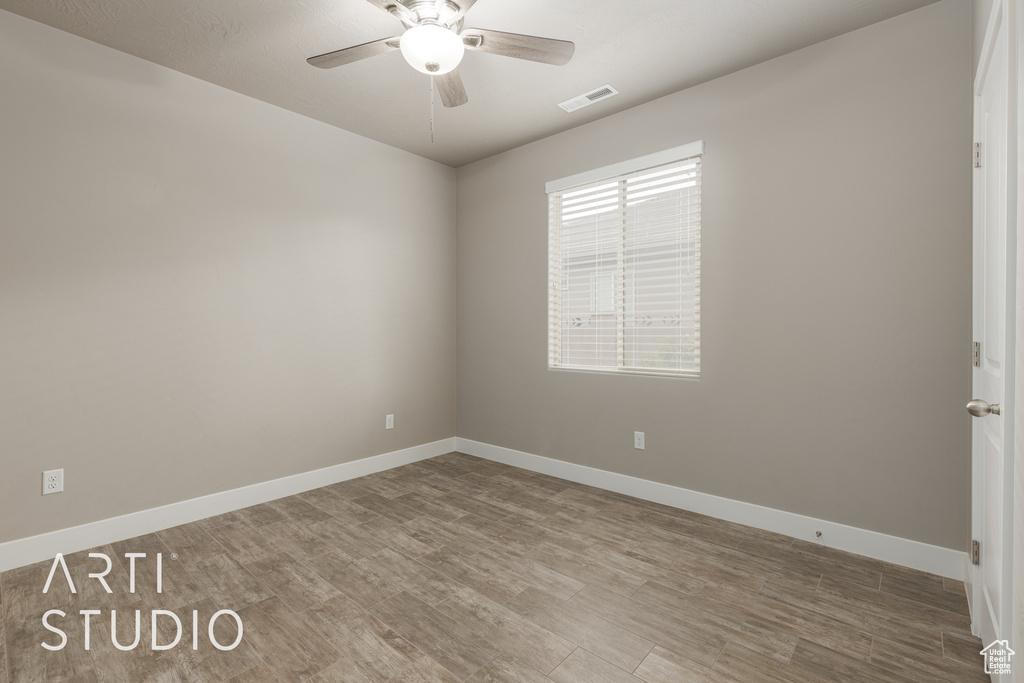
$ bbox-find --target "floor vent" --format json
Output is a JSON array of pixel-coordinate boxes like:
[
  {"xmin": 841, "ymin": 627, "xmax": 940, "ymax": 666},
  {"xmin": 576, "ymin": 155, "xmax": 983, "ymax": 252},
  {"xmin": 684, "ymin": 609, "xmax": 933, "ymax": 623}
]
[{"xmin": 558, "ymin": 84, "xmax": 620, "ymax": 112}]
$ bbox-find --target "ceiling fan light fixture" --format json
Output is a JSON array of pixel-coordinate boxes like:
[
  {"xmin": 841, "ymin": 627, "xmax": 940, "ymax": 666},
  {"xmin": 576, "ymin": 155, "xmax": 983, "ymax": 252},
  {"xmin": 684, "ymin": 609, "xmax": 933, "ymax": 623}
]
[{"xmin": 400, "ymin": 24, "xmax": 465, "ymax": 75}]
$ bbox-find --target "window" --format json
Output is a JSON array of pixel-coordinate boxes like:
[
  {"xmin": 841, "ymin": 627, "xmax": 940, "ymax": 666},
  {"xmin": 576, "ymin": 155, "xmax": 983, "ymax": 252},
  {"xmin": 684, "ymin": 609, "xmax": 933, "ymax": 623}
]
[{"xmin": 547, "ymin": 142, "xmax": 702, "ymax": 377}]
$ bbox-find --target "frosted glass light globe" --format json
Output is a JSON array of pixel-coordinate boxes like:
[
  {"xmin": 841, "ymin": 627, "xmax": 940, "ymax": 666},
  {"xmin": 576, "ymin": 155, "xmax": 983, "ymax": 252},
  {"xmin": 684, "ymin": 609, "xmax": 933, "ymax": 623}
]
[{"xmin": 400, "ymin": 24, "xmax": 465, "ymax": 75}]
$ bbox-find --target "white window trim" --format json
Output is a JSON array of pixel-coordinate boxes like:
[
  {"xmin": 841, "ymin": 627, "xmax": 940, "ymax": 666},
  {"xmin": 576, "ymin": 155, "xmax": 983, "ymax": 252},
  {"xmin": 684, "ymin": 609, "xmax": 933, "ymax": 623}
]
[{"xmin": 546, "ymin": 140, "xmax": 704, "ymax": 194}]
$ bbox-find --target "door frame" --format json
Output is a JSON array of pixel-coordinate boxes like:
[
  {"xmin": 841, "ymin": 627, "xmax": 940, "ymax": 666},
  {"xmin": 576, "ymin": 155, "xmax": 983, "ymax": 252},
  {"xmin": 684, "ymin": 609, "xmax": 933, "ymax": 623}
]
[{"xmin": 970, "ymin": 0, "xmax": 1019, "ymax": 664}]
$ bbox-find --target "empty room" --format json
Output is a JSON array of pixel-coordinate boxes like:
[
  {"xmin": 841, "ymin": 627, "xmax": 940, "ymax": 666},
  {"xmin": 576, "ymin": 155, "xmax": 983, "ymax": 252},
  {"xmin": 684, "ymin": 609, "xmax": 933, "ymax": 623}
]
[{"xmin": 1, "ymin": 0, "xmax": 1021, "ymax": 681}]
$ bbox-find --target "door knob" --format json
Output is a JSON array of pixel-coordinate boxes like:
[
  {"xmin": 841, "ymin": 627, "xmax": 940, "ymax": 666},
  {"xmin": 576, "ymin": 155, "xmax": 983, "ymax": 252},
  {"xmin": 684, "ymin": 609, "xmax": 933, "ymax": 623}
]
[{"xmin": 967, "ymin": 399, "xmax": 1001, "ymax": 417}]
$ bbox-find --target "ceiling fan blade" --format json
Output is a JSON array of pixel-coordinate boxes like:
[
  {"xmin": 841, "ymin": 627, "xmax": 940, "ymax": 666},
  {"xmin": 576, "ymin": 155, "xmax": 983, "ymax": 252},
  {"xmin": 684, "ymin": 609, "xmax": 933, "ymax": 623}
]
[
  {"xmin": 461, "ymin": 28, "xmax": 575, "ymax": 66},
  {"xmin": 436, "ymin": 68, "xmax": 469, "ymax": 108},
  {"xmin": 308, "ymin": 37, "xmax": 401, "ymax": 69},
  {"xmin": 364, "ymin": 0, "xmax": 417, "ymax": 22},
  {"xmin": 444, "ymin": 0, "xmax": 475, "ymax": 23},
  {"xmin": 451, "ymin": 0, "xmax": 478, "ymax": 21}
]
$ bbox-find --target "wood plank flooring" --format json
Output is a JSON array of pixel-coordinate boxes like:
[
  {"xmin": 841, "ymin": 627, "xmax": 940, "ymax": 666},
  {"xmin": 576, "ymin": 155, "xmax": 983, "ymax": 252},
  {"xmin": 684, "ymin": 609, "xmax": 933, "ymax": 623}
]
[{"xmin": 0, "ymin": 452, "xmax": 987, "ymax": 682}]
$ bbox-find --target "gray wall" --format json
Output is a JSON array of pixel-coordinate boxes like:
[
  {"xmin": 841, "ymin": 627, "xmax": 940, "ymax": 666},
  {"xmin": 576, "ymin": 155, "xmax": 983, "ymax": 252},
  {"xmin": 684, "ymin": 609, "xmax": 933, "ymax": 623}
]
[
  {"xmin": 456, "ymin": 0, "xmax": 973, "ymax": 550},
  {"xmin": 0, "ymin": 9, "xmax": 456, "ymax": 544}
]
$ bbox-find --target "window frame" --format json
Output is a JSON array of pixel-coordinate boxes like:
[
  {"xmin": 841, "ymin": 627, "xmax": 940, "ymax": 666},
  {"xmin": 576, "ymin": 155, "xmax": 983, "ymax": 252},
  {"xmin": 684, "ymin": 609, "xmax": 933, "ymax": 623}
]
[{"xmin": 546, "ymin": 141, "xmax": 703, "ymax": 379}]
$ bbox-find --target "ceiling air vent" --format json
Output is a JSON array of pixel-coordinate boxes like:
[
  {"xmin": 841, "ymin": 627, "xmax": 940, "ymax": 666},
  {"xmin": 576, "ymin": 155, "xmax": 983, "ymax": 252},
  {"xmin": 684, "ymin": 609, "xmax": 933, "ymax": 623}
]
[{"xmin": 558, "ymin": 84, "xmax": 620, "ymax": 113}]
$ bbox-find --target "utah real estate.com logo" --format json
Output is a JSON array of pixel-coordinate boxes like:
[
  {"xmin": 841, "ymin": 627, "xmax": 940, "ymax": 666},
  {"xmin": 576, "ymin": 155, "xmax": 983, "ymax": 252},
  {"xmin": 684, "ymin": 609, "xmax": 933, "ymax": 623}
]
[
  {"xmin": 981, "ymin": 639, "xmax": 1015, "ymax": 676},
  {"xmin": 39, "ymin": 552, "xmax": 243, "ymax": 652}
]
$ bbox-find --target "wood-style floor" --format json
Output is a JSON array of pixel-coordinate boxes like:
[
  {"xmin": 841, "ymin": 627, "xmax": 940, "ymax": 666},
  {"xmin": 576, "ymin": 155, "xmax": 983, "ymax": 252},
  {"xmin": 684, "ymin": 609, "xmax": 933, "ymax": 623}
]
[{"xmin": 0, "ymin": 452, "xmax": 987, "ymax": 682}]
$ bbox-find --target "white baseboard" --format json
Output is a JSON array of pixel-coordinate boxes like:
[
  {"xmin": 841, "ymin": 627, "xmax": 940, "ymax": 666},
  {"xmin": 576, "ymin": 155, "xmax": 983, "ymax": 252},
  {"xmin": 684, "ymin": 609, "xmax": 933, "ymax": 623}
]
[
  {"xmin": 455, "ymin": 438, "xmax": 968, "ymax": 580},
  {"xmin": 0, "ymin": 438, "xmax": 456, "ymax": 573},
  {"xmin": 1, "ymin": 435, "xmax": 967, "ymax": 581}
]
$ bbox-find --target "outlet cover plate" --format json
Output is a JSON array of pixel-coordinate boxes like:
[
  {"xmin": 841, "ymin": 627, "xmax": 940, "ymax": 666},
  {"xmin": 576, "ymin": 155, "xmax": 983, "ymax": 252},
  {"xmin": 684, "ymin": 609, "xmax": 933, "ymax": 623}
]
[
  {"xmin": 386, "ymin": 414, "xmax": 394, "ymax": 430},
  {"xmin": 43, "ymin": 469, "xmax": 64, "ymax": 495},
  {"xmin": 634, "ymin": 431, "xmax": 645, "ymax": 450}
]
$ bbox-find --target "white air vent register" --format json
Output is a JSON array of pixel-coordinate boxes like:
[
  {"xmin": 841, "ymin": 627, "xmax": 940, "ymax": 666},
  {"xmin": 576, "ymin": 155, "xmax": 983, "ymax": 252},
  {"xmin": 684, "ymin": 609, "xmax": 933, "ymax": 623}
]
[{"xmin": 558, "ymin": 84, "xmax": 620, "ymax": 112}]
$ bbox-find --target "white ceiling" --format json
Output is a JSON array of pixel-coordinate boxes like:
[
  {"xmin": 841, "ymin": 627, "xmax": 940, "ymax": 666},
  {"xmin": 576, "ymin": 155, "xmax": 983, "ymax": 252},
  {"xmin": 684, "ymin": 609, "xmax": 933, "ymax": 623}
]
[{"xmin": 0, "ymin": 0, "xmax": 939, "ymax": 167}]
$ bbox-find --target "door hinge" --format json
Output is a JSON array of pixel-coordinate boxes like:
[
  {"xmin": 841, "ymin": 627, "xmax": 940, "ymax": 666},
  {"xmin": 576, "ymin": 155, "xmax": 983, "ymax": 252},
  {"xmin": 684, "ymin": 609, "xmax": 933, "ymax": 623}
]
[
  {"xmin": 974, "ymin": 142, "xmax": 983, "ymax": 168},
  {"xmin": 972, "ymin": 539, "xmax": 981, "ymax": 565},
  {"xmin": 973, "ymin": 341, "xmax": 981, "ymax": 367}
]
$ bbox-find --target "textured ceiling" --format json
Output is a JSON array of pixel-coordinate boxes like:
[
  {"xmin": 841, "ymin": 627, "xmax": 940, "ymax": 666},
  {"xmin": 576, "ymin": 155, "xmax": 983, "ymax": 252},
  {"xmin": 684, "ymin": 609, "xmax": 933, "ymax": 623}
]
[{"xmin": 0, "ymin": 0, "xmax": 940, "ymax": 167}]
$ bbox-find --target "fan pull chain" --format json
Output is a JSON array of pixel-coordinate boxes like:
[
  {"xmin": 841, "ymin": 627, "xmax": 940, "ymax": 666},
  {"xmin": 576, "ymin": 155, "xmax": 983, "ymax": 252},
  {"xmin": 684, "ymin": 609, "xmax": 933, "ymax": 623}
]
[{"xmin": 430, "ymin": 75, "xmax": 435, "ymax": 143}]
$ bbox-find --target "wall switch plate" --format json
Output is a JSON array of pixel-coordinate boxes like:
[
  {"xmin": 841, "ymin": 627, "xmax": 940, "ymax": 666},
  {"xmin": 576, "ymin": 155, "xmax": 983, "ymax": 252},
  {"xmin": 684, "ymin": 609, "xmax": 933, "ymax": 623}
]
[
  {"xmin": 634, "ymin": 431, "xmax": 645, "ymax": 450},
  {"xmin": 386, "ymin": 414, "xmax": 394, "ymax": 430},
  {"xmin": 43, "ymin": 469, "xmax": 64, "ymax": 495}
]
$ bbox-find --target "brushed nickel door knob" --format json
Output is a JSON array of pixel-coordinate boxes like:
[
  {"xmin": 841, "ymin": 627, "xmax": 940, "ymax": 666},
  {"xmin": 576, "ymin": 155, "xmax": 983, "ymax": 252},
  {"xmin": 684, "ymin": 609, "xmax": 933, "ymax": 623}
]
[{"xmin": 967, "ymin": 399, "xmax": 1001, "ymax": 417}]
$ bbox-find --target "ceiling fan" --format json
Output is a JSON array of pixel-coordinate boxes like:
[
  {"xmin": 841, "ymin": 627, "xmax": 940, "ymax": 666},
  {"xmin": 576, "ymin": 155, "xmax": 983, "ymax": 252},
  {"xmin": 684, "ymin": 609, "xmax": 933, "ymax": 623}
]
[{"xmin": 307, "ymin": 0, "xmax": 575, "ymax": 108}]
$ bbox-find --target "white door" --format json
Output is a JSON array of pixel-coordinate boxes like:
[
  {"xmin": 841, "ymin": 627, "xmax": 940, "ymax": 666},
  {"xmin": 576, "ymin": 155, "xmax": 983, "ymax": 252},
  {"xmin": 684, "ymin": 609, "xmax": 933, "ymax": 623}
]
[{"xmin": 971, "ymin": 0, "xmax": 1017, "ymax": 668}]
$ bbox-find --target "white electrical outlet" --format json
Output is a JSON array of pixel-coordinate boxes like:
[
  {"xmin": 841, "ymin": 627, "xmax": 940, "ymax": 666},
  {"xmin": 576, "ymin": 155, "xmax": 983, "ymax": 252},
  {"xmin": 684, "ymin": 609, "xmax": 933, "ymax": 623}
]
[
  {"xmin": 634, "ymin": 431, "xmax": 645, "ymax": 450},
  {"xmin": 386, "ymin": 414, "xmax": 394, "ymax": 430},
  {"xmin": 43, "ymin": 469, "xmax": 64, "ymax": 495}
]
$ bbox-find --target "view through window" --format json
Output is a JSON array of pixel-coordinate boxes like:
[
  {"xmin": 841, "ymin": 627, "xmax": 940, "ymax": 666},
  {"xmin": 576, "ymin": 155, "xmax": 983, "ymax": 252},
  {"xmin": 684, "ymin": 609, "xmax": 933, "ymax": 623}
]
[{"xmin": 547, "ymin": 143, "xmax": 702, "ymax": 376}]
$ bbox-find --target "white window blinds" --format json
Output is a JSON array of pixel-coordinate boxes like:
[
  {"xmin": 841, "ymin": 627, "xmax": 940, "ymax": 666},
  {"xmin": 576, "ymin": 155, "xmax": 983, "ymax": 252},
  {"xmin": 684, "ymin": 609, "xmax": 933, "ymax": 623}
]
[{"xmin": 547, "ymin": 143, "xmax": 702, "ymax": 377}]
